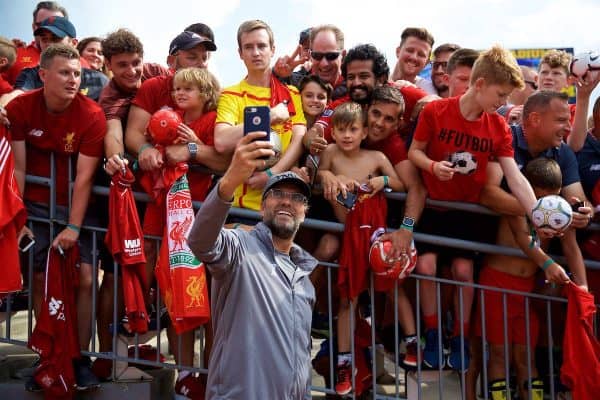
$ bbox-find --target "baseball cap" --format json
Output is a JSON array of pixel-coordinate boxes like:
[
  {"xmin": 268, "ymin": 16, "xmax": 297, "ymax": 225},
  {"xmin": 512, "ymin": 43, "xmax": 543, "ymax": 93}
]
[
  {"xmin": 262, "ymin": 171, "xmax": 311, "ymax": 201},
  {"xmin": 169, "ymin": 31, "xmax": 217, "ymax": 55},
  {"xmin": 34, "ymin": 16, "xmax": 76, "ymax": 39}
]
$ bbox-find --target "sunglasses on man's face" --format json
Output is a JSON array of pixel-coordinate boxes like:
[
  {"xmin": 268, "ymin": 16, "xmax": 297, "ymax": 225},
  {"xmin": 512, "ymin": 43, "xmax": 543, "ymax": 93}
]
[
  {"xmin": 311, "ymin": 51, "xmax": 341, "ymax": 61},
  {"xmin": 525, "ymin": 80, "xmax": 538, "ymax": 90},
  {"xmin": 431, "ymin": 61, "xmax": 448, "ymax": 70}
]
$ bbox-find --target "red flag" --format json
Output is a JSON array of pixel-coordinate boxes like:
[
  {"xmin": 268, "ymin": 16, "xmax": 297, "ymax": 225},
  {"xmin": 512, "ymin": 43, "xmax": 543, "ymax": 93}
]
[
  {"xmin": 0, "ymin": 125, "xmax": 26, "ymax": 294},
  {"xmin": 28, "ymin": 247, "xmax": 81, "ymax": 399},
  {"xmin": 105, "ymin": 167, "xmax": 149, "ymax": 333}
]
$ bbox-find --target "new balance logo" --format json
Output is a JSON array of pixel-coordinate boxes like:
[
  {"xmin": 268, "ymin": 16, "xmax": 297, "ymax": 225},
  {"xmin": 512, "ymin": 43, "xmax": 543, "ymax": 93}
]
[
  {"xmin": 48, "ymin": 296, "xmax": 65, "ymax": 320},
  {"xmin": 124, "ymin": 238, "xmax": 140, "ymax": 249}
]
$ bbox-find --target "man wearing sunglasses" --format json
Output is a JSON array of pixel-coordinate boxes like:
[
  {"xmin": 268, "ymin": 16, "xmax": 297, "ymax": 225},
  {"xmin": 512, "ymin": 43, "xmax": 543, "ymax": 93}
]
[
  {"xmin": 188, "ymin": 132, "xmax": 317, "ymax": 400},
  {"xmin": 430, "ymin": 43, "xmax": 460, "ymax": 98},
  {"xmin": 274, "ymin": 24, "xmax": 348, "ymax": 100}
]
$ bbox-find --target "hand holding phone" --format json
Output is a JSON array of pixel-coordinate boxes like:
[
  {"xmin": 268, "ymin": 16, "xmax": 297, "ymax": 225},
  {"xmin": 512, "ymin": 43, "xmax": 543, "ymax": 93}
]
[
  {"xmin": 336, "ymin": 191, "xmax": 357, "ymax": 210},
  {"xmin": 19, "ymin": 234, "xmax": 35, "ymax": 252},
  {"xmin": 243, "ymin": 106, "xmax": 271, "ymax": 141}
]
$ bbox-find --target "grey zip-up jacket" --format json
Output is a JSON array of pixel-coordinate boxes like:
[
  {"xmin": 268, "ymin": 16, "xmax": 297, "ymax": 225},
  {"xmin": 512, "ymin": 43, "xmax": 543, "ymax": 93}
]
[{"xmin": 188, "ymin": 185, "xmax": 317, "ymax": 400}]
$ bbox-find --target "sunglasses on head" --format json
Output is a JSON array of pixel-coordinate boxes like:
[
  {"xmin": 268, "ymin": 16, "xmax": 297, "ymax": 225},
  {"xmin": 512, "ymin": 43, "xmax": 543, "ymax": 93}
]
[{"xmin": 311, "ymin": 51, "xmax": 341, "ymax": 61}]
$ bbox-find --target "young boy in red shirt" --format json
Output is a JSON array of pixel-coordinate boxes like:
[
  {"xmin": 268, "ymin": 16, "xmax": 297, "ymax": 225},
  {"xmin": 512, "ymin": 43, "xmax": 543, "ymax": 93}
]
[
  {"xmin": 408, "ymin": 45, "xmax": 540, "ymax": 372},
  {"xmin": 318, "ymin": 102, "xmax": 405, "ymax": 395},
  {"xmin": 141, "ymin": 66, "xmax": 227, "ymax": 398}
]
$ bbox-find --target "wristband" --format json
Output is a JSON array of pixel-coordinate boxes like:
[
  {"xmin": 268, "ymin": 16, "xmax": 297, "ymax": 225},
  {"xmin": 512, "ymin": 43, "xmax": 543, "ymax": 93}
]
[
  {"xmin": 265, "ymin": 168, "xmax": 273, "ymax": 177},
  {"xmin": 429, "ymin": 161, "xmax": 436, "ymax": 175},
  {"xmin": 541, "ymin": 258, "xmax": 554, "ymax": 271},
  {"xmin": 138, "ymin": 143, "xmax": 153, "ymax": 156},
  {"xmin": 383, "ymin": 175, "xmax": 389, "ymax": 188},
  {"xmin": 67, "ymin": 223, "xmax": 80, "ymax": 234},
  {"xmin": 400, "ymin": 223, "xmax": 414, "ymax": 232}
]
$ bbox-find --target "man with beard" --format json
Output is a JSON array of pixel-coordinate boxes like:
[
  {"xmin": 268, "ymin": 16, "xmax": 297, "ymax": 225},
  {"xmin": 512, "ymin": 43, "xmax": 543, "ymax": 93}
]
[
  {"xmin": 188, "ymin": 132, "xmax": 317, "ymax": 400},
  {"xmin": 303, "ymin": 43, "xmax": 428, "ymax": 151},
  {"xmin": 430, "ymin": 43, "xmax": 460, "ymax": 98}
]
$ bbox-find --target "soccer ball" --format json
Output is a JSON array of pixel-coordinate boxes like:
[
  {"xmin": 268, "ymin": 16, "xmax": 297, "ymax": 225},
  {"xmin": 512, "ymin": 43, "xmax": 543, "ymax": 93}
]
[
  {"xmin": 148, "ymin": 109, "xmax": 182, "ymax": 146},
  {"xmin": 449, "ymin": 151, "xmax": 477, "ymax": 175},
  {"xmin": 369, "ymin": 229, "xmax": 418, "ymax": 281},
  {"xmin": 570, "ymin": 51, "xmax": 600, "ymax": 79},
  {"xmin": 531, "ymin": 195, "xmax": 573, "ymax": 231}
]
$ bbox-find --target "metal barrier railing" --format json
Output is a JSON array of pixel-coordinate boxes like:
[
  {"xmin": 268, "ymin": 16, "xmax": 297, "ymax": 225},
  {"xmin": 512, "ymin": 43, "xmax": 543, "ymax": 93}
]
[{"xmin": 1, "ymin": 158, "xmax": 599, "ymax": 400}]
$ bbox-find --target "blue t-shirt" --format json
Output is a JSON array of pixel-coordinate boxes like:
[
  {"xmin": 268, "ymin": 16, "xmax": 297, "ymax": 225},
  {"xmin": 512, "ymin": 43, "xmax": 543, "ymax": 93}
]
[
  {"xmin": 575, "ymin": 132, "xmax": 600, "ymax": 198},
  {"xmin": 511, "ymin": 125, "xmax": 580, "ymax": 187}
]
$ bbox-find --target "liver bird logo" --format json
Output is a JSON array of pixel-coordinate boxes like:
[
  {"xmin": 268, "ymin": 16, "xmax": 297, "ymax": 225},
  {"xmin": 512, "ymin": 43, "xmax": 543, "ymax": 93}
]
[
  {"xmin": 169, "ymin": 216, "xmax": 192, "ymax": 251},
  {"xmin": 186, "ymin": 275, "xmax": 205, "ymax": 308}
]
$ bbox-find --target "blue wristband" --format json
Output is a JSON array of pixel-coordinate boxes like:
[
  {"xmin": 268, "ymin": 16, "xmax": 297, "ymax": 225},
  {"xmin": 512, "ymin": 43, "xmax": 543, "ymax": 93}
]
[
  {"xmin": 67, "ymin": 223, "xmax": 80, "ymax": 234},
  {"xmin": 265, "ymin": 168, "xmax": 273, "ymax": 177},
  {"xmin": 400, "ymin": 223, "xmax": 413, "ymax": 232},
  {"xmin": 541, "ymin": 258, "xmax": 554, "ymax": 271},
  {"xmin": 383, "ymin": 175, "xmax": 389, "ymax": 188}
]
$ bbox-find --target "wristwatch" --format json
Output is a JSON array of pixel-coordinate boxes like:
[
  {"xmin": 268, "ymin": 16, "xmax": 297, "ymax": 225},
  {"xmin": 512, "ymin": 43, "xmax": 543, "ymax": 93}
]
[
  {"xmin": 187, "ymin": 142, "xmax": 198, "ymax": 160},
  {"xmin": 401, "ymin": 216, "xmax": 415, "ymax": 231}
]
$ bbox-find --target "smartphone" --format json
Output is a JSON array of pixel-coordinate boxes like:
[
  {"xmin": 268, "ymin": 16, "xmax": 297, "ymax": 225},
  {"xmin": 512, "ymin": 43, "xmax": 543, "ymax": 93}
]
[
  {"xmin": 572, "ymin": 201, "xmax": 585, "ymax": 212},
  {"xmin": 19, "ymin": 235, "xmax": 35, "ymax": 253},
  {"xmin": 243, "ymin": 106, "xmax": 270, "ymax": 141},
  {"xmin": 336, "ymin": 191, "xmax": 357, "ymax": 210},
  {"xmin": 306, "ymin": 154, "xmax": 319, "ymax": 185}
]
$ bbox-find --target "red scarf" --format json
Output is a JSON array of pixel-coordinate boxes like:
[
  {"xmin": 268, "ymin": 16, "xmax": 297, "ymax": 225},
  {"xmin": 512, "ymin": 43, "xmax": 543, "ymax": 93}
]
[
  {"xmin": 141, "ymin": 156, "xmax": 210, "ymax": 334},
  {"xmin": 105, "ymin": 167, "xmax": 149, "ymax": 333},
  {"xmin": 0, "ymin": 126, "xmax": 26, "ymax": 294},
  {"xmin": 270, "ymin": 75, "xmax": 296, "ymax": 116}
]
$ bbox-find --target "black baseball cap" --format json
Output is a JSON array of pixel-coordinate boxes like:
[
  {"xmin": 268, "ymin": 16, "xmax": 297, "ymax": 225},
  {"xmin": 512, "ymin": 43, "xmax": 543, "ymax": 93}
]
[
  {"xmin": 34, "ymin": 16, "xmax": 76, "ymax": 39},
  {"xmin": 169, "ymin": 31, "xmax": 217, "ymax": 55},
  {"xmin": 262, "ymin": 172, "xmax": 311, "ymax": 201}
]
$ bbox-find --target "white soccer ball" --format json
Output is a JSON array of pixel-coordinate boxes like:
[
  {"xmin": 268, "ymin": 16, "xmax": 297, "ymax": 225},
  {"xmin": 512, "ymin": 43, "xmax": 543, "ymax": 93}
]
[
  {"xmin": 449, "ymin": 151, "xmax": 477, "ymax": 175},
  {"xmin": 570, "ymin": 51, "xmax": 600, "ymax": 79},
  {"xmin": 531, "ymin": 195, "xmax": 573, "ymax": 231}
]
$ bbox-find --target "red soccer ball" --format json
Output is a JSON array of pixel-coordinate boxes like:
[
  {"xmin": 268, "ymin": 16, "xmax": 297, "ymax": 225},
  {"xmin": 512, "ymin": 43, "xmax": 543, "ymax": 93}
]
[
  {"xmin": 148, "ymin": 109, "xmax": 182, "ymax": 146},
  {"xmin": 369, "ymin": 239, "xmax": 418, "ymax": 281}
]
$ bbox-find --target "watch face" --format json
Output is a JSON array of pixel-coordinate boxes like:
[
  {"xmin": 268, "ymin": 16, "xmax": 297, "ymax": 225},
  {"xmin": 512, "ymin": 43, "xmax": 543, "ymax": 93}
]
[{"xmin": 403, "ymin": 217, "xmax": 415, "ymax": 227}]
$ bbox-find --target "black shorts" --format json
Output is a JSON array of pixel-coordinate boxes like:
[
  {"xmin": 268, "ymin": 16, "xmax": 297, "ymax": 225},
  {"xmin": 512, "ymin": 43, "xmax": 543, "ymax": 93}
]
[
  {"xmin": 25, "ymin": 201, "xmax": 111, "ymax": 272},
  {"xmin": 416, "ymin": 207, "xmax": 487, "ymax": 261}
]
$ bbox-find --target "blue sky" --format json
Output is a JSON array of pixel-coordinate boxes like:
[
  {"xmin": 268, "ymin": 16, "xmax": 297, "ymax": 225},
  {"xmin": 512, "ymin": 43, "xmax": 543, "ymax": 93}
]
[{"xmin": 2, "ymin": 0, "xmax": 600, "ymax": 112}]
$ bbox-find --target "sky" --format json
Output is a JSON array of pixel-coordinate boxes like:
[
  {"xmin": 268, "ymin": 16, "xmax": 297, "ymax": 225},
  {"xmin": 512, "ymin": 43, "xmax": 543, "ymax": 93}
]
[{"xmin": 2, "ymin": 0, "xmax": 600, "ymax": 113}]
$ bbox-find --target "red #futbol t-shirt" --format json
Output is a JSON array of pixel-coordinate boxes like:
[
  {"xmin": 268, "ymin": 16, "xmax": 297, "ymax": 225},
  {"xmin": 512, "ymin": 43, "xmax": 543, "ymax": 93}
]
[
  {"xmin": 131, "ymin": 74, "xmax": 176, "ymax": 114},
  {"xmin": 413, "ymin": 96, "xmax": 514, "ymax": 202},
  {"xmin": 7, "ymin": 89, "xmax": 106, "ymax": 206},
  {"xmin": 316, "ymin": 85, "xmax": 427, "ymax": 143},
  {"xmin": 177, "ymin": 110, "xmax": 217, "ymax": 201}
]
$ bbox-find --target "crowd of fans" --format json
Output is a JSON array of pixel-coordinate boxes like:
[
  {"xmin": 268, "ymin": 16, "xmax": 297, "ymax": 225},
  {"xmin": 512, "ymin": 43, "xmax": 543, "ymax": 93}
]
[{"xmin": 1, "ymin": 1, "xmax": 600, "ymax": 399}]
